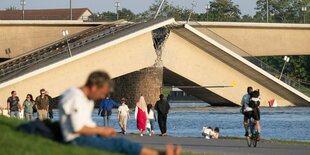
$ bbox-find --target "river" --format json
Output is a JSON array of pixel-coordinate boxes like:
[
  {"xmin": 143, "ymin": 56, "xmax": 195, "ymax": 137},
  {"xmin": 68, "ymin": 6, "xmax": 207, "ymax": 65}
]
[{"xmin": 55, "ymin": 103, "xmax": 310, "ymax": 142}]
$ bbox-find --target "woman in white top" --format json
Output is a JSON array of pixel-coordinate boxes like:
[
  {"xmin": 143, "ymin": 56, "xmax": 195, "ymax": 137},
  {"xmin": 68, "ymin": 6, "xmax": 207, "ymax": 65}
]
[
  {"xmin": 146, "ymin": 104, "xmax": 156, "ymax": 136},
  {"xmin": 118, "ymin": 98, "xmax": 130, "ymax": 135}
]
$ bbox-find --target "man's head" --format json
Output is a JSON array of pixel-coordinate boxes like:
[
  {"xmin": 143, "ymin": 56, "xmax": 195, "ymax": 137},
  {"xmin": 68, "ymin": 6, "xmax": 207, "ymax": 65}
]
[
  {"xmin": 40, "ymin": 89, "xmax": 46, "ymax": 96},
  {"xmin": 159, "ymin": 94, "xmax": 164, "ymax": 100},
  {"xmin": 85, "ymin": 71, "xmax": 111, "ymax": 100},
  {"xmin": 247, "ymin": 87, "xmax": 253, "ymax": 94},
  {"xmin": 11, "ymin": 91, "xmax": 16, "ymax": 97}
]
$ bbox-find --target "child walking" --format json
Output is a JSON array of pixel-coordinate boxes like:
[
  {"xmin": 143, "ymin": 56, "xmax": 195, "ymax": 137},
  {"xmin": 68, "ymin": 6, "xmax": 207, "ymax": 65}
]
[
  {"xmin": 146, "ymin": 104, "xmax": 156, "ymax": 136},
  {"xmin": 118, "ymin": 98, "xmax": 130, "ymax": 135}
]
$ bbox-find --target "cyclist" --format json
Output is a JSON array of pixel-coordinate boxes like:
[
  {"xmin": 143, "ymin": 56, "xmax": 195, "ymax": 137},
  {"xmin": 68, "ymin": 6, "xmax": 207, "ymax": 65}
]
[
  {"xmin": 241, "ymin": 87, "xmax": 261, "ymax": 141},
  {"xmin": 241, "ymin": 87, "xmax": 253, "ymax": 137}
]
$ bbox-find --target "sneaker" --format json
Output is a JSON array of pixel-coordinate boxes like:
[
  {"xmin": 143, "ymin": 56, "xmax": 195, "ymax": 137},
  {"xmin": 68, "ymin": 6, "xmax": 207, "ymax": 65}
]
[
  {"xmin": 245, "ymin": 131, "xmax": 249, "ymax": 137},
  {"xmin": 140, "ymin": 134, "xmax": 143, "ymax": 137},
  {"xmin": 149, "ymin": 133, "xmax": 152, "ymax": 136}
]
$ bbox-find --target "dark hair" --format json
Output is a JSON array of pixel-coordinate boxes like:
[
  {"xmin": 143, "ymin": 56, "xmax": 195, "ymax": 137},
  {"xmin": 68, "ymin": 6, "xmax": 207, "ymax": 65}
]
[
  {"xmin": 26, "ymin": 94, "xmax": 34, "ymax": 102},
  {"xmin": 247, "ymin": 87, "xmax": 253, "ymax": 94},
  {"xmin": 159, "ymin": 94, "xmax": 164, "ymax": 99},
  {"xmin": 147, "ymin": 104, "xmax": 153, "ymax": 113},
  {"xmin": 214, "ymin": 127, "xmax": 220, "ymax": 133},
  {"xmin": 11, "ymin": 91, "xmax": 16, "ymax": 95},
  {"xmin": 85, "ymin": 71, "xmax": 111, "ymax": 88}
]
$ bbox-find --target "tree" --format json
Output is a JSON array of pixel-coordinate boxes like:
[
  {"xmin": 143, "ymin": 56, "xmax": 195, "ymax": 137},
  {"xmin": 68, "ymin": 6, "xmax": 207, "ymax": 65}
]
[
  {"xmin": 254, "ymin": 0, "xmax": 310, "ymax": 23},
  {"xmin": 6, "ymin": 6, "xmax": 18, "ymax": 10},
  {"xmin": 139, "ymin": 0, "xmax": 191, "ymax": 21},
  {"xmin": 118, "ymin": 8, "xmax": 136, "ymax": 21},
  {"xmin": 241, "ymin": 14, "xmax": 254, "ymax": 22},
  {"xmin": 208, "ymin": 0, "xmax": 241, "ymax": 21}
]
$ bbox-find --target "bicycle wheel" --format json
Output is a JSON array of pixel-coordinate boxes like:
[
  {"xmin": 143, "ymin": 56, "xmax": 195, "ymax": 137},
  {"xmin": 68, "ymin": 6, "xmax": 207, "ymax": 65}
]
[
  {"xmin": 246, "ymin": 136, "xmax": 251, "ymax": 147},
  {"xmin": 253, "ymin": 133, "xmax": 258, "ymax": 147}
]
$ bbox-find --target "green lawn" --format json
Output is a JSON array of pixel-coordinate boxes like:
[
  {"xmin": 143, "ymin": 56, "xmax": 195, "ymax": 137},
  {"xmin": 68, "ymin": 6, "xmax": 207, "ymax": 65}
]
[
  {"xmin": 0, "ymin": 116, "xmax": 120, "ymax": 155},
  {"xmin": 0, "ymin": 117, "xmax": 195, "ymax": 155}
]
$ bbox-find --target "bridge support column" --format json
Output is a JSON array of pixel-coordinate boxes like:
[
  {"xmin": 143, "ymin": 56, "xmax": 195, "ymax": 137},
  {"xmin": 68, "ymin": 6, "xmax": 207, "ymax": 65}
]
[{"xmin": 112, "ymin": 67, "xmax": 163, "ymax": 108}]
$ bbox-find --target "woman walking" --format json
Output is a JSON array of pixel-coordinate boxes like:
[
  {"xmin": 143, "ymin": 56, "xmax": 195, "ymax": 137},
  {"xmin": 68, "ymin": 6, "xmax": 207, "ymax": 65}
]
[
  {"xmin": 135, "ymin": 96, "xmax": 147, "ymax": 136},
  {"xmin": 23, "ymin": 94, "xmax": 34, "ymax": 121}
]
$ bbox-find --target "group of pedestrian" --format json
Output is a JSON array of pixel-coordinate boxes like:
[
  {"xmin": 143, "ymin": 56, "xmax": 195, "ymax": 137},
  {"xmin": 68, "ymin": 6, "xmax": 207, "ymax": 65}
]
[
  {"xmin": 98, "ymin": 94, "xmax": 171, "ymax": 137},
  {"xmin": 59, "ymin": 71, "xmax": 182, "ymax": 155},
  {"xmin": 2, "ymin": 88, "xmax": 54, "ymax": 121}
]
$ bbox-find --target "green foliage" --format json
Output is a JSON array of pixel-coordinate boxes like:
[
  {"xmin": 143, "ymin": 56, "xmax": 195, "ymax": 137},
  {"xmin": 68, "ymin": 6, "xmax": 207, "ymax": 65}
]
[
  {"xmin": 258, "ymin": 56, "xmax": 310, "ymax": 81},
  {"xmin": 0, "ymin": 117, "xmax": 120, "ymax": 155},
  {"xmin": 90, "ymin": 8, "xmax": 136, "ymax": 21},
  {"xmin": 254, "ymin": 0, "xmax": 310, "ymax": 23},
  {"xmin": 6, "ymin": 6, "xmax": 18, "ymax": 10},
  {"xmin": 208, "ymin": 0, "xmax": 241, "ymax": 21}
]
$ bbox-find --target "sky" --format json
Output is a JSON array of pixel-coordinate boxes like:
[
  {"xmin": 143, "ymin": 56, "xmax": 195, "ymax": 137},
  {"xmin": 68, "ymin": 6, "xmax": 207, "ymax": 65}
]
[{"xmin": 0, "ymin": 0, "xmax": 257, "ymax": 16}]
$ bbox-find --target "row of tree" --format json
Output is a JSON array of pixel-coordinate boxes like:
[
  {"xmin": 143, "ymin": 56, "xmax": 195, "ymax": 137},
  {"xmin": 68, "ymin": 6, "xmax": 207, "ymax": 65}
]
[
  {"xmin": 90, "ymin": 0, "xmax": 309, "ymax": 23},
  {"xmin": 91, "ymin": 0, "xmax": 310, "ymax": 82},
  {"xmin": 5, "ymin": 0, "xmax": 310, "ymax": 83}
]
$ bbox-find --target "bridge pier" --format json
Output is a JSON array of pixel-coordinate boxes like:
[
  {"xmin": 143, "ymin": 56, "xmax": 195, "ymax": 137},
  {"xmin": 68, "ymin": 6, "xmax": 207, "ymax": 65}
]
[{"xmin": 112, "ymin": 67, "xmax": 163, "ymax": 108}]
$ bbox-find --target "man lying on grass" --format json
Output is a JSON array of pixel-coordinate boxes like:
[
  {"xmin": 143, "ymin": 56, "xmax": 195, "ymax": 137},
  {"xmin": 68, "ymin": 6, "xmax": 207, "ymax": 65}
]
[{"xmin": 60, "ymin": 71, "xmax": 181, "ymax": 155}]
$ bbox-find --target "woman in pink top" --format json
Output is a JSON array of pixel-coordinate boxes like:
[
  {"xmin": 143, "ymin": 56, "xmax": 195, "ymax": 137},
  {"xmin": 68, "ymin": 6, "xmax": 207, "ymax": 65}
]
[{"xmin": 135, "ymin": 96, "xmax": 148, "ymax": 136}]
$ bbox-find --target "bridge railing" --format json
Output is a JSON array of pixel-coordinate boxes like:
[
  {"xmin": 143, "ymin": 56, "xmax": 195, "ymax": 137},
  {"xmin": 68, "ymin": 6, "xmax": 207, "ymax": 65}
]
[
  {"xmin": 0, "ymin": 21, "xmax": 136, "ymax": 82},
  {"xmin": 0, "ymin": 17, "xmax": 172, "ymax": 83},
  {"xmin": 189, "ymin": 21, "xmax": 310, "ymax": 97}
]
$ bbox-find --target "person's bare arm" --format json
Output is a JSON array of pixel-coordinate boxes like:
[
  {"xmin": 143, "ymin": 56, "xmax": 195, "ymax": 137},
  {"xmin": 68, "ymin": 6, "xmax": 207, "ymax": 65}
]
[
  {"xmin": 7, "ymin": 101, "xmax": 10, "ymax": 111},
  {"xmin": 18, "ymin": 102, "xmax": 22, "ymax": 112},
  {"xmin": 76, "ymin": 126, "xmax": 116, "ymax": 137},
  {"xmin": 118, "ymin": 111, "xmax": 120, "ymax": 120},
  {"xmin": 35, "ymin": 98, "xmax": 38, "ymax": 110}
]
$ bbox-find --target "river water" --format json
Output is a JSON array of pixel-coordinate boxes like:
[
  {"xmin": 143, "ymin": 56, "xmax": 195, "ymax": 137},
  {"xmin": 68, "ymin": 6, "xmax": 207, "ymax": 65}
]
[{"xmin": 56, "ymin": 103, "xmax": 310, "ymax": 142}]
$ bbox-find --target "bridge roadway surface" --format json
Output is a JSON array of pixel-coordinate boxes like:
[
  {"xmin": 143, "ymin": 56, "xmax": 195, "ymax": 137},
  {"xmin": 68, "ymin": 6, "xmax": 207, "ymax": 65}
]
[{"xmin": 122, "ymin": 135, "xmax": 310, "ymax": 155}]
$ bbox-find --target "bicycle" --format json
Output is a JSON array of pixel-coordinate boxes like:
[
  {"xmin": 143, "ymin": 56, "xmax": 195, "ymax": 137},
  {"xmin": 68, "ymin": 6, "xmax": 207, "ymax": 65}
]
[{"xmin": 246, "ymin": 117, "xmax": 258, "ymax": 147}]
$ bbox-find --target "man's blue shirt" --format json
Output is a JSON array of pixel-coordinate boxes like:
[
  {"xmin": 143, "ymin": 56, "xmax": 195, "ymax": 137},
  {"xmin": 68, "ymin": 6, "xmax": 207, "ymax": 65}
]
[{"xmin": 98, "ymin": 98, "xmax": 121, "ymax": 115}]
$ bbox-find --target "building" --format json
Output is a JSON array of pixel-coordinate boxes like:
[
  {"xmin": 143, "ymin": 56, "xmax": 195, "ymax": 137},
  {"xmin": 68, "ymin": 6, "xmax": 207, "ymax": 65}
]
[{"xmin": 0, "ymin": 8, "xmax": 92, "ymax": 20}]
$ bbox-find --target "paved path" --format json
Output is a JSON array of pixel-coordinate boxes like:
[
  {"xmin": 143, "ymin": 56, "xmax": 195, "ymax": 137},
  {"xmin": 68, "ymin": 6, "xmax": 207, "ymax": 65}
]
[{"xmin": 122, "ymin": 135, "xmax": 310, "ymax": 155}]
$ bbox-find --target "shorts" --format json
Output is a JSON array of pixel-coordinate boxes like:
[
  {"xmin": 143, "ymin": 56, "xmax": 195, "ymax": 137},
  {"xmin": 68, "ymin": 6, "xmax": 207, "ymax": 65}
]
[
  {"xmin": 118, "ymin": 115, "xmax": 128, "ymax": 128},
  {"xmin": 244, "ymin": 108, "xmax": 260, "ymax": 121}
]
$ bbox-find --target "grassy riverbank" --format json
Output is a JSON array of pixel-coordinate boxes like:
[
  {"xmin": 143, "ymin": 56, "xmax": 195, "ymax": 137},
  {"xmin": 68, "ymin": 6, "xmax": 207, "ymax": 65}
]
[
  {"xmin": 1, "ymin": 116, "xmax": 309, "ymax": 155},
  {"xmin": 220, "ymin": 136, "xmax": 310, "ymax": 146},
  {"xmin": 0, "ymin": 117, "xmax": 120, "ymax": 155},
  {"xmin": 0, "ymin": 117, "xmax": 196, "ymax": 155}
]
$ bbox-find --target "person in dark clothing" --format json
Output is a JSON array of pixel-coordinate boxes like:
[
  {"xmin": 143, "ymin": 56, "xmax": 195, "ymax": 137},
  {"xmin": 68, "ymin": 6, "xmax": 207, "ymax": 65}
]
[
  {"xmin": 7, "ymin": 91, "xmax": 20, "ymax": 118},
  {"xmin": 155, "ymin": 94, "xmax": 170, "ymax": 136},
  {"xmin": 98, "ymin": 96, "xmax": 121, "ymax": 126},
  {"xmin": 35, "ymin": 89, "xmax": 50, "ymax": 120},
  {"xmin": 46, "ymin": 91, "xmax": 54, "ymax": 119}
]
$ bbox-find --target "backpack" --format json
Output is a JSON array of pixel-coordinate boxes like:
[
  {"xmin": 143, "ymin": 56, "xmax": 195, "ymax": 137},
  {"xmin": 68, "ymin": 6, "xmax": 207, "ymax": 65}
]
[{"xmin": 248, "ymin": 90, "xmax": 260, "ymax": 109}]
